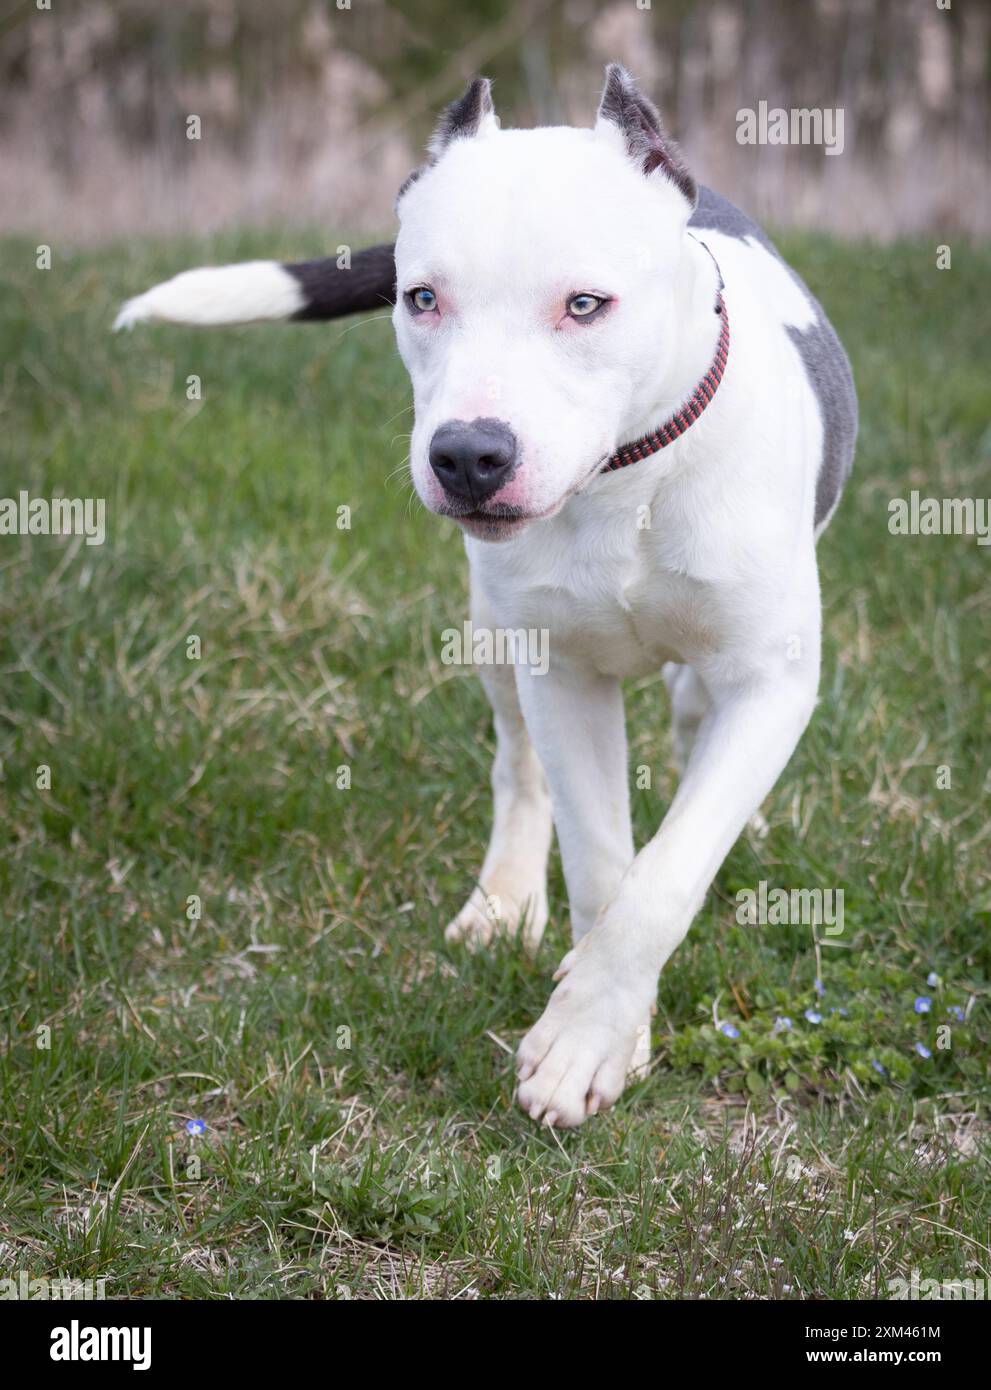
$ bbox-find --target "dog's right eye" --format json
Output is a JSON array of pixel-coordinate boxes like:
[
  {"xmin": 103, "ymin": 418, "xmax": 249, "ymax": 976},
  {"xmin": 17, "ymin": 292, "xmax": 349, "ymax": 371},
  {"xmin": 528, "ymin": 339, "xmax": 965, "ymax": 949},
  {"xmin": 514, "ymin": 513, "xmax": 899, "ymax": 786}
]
[{"xmin": 406, "ymin": 287, "xmax": 438, "ymax": 313}]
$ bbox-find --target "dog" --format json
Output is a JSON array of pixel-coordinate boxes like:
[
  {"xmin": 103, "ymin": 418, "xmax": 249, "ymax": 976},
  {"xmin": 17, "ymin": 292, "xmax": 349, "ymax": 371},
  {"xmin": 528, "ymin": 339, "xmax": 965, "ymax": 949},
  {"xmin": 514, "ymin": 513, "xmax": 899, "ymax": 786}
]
[{"xmin": 116, "ymin": 66, "xmax": 857, "ymax": 1128}]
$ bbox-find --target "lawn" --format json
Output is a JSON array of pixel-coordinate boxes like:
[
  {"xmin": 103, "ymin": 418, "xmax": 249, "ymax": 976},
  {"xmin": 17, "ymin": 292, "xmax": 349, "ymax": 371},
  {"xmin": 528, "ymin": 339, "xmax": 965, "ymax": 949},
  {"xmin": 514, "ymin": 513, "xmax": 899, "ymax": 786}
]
[{"xmin": 0, "ymin": 229, "xmax": 989, "ymax": 1300}]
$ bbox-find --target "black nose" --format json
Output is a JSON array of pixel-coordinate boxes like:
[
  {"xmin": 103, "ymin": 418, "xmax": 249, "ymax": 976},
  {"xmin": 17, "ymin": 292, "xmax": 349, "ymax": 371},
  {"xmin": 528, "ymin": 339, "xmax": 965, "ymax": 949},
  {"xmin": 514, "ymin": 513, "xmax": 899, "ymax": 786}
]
[{"xmin": 428, "ymin": 418, "xmax": 518, "ymax": 504}]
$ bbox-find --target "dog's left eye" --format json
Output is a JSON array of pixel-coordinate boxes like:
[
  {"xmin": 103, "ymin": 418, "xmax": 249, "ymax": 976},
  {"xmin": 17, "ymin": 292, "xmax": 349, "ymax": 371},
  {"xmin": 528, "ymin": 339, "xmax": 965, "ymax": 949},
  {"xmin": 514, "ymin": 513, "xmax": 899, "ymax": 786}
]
[
  {"xmin": 567, "ymin": 293, "xmax": 607, "ymax": 319},
  {"xmin": 407, "ymin": 287, "xmax": 438, "ymax": 313}
]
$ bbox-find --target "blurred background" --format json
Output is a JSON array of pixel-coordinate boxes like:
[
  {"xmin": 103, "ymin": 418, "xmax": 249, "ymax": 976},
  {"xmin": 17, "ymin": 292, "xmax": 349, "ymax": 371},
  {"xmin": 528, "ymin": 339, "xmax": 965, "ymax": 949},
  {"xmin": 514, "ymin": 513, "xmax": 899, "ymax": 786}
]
[{"xmin": 2, "ymin": 0, "xmax": 988, "ymax": 243}]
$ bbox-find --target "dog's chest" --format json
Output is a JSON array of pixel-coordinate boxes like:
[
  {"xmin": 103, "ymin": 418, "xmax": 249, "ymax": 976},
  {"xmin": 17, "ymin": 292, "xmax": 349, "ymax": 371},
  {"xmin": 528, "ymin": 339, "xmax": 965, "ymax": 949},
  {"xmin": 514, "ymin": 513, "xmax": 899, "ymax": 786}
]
[{"xmin": 472, "ymin": 511, "xmax": 725, "ymax": 678}]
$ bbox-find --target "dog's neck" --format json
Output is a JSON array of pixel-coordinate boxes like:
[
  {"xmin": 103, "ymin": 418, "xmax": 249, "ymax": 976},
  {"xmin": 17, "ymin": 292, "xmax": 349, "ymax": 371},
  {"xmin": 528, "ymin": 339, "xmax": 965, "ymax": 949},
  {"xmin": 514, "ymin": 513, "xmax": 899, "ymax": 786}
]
[{"xmin": 616, "ymin": 232, "xmax": 725, "ymax": 451}]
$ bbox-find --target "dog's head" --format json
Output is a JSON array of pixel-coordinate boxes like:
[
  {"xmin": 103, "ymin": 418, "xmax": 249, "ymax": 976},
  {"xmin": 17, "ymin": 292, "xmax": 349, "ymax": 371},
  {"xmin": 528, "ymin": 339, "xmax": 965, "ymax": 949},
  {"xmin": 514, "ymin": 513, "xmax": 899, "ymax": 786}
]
[{"xmin": 393, "ymin": 65, "xmax": 699, "ymax": 541}]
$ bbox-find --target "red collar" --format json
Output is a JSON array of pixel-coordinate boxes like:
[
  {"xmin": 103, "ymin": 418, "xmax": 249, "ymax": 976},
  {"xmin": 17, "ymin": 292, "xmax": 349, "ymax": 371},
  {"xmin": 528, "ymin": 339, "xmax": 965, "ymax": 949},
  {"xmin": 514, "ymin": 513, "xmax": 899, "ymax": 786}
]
[{"xmin": 601, "ymin": 290, "xmax": 730, "ymax": 474}]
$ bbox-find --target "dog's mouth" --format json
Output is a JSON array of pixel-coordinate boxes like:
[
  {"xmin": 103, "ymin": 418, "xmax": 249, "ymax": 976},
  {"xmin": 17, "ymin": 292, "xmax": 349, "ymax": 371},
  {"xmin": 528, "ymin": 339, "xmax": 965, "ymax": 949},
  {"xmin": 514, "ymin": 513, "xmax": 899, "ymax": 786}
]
[
  {"xmin": 437, "ymin": 460, "xmax": 608, "ymax": 540},
  {"xmin": 437, "ymin": 500, "xmax": 560, "ymax": 540}
]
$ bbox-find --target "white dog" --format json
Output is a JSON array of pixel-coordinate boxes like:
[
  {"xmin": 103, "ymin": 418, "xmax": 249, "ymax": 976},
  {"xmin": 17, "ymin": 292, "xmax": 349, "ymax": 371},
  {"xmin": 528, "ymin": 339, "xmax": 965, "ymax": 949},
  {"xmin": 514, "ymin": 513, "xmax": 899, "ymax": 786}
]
[{"xmin": 116, "ymin": 67, "xmax": 857, "ymax": 1128}]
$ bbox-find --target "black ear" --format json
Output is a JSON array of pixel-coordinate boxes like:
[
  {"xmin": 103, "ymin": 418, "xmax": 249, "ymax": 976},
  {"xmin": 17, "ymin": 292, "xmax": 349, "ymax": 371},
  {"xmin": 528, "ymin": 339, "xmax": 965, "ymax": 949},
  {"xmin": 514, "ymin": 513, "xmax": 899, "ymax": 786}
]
[
  {"xmin": 427, "ymin": 75, "xmax": 498, "ymax": 160},
  {"xmin": 596, "ymin": 64, "xmax": 697, "ymax": 209}
]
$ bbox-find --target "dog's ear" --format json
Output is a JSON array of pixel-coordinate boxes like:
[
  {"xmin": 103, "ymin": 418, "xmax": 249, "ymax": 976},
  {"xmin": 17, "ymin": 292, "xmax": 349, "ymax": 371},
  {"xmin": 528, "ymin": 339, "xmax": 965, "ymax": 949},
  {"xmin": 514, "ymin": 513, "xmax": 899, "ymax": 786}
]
[
  {"xmin": 427, "ymin": 75, "xmax": 499, "ymax": 160},
  {"xmin": 595, "ymin": 63, "xmax": 697, "ymax": 209}
]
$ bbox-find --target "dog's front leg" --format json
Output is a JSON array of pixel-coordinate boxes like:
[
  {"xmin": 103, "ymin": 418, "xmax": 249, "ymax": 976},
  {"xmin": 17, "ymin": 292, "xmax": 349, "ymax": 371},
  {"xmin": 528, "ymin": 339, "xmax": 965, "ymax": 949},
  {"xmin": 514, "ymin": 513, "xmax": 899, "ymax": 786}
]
[
  {"xmin": 513, "ymin": 661, "xmax": 634, "ymax": 944},
  {"xmin": 515, "ymin": 654, "xmax": 820, "ymax": 1127},
  {"xmin": 445, "ymin": 583, "xmax": 554, "ymax": 952}
]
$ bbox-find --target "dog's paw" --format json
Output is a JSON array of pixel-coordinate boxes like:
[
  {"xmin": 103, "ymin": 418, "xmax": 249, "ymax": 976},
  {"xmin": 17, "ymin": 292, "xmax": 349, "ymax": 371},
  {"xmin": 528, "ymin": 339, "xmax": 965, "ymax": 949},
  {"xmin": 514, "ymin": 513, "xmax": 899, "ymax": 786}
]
[
  {"xmin": 445, "ymin": 879, "xmax": 548, "ymax": 953},
  {"xmin": 515, "ymin": 943, "xmax": 655, "ymax": 1127}
]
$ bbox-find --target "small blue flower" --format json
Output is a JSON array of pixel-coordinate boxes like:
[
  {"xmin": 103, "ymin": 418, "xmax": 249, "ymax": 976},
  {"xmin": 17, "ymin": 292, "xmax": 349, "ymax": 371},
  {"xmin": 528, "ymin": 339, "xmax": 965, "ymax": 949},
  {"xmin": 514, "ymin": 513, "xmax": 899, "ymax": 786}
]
[
  {"xmin": 814, "ymin": 978, "xmax": 825, "ymax": 997},
  {"xmin": 926, "ymin": 971, "xmax": 940, "ymax": 988},
  {"xmin": 804, "ymin": 1010, "xmax": 823, "ymax": 1025},
  {"xmin": 186, "ymin": 1118, "xmax": 206, "ymax": 1136},
  {"xmin": 914, "ymin": 996, "xmax": 932, "ymax": 1014},
  {"xmin": 914, "ymin": 1043, "xmax": 932, "ymax": 1060},
  {"xmin": 947, "ymin": 1005, "xmax": 965, "ymax": 1022},
  {"xmin": 719, "ymin": 1022, "xmax": 740, "ymax": 1039},
  {"xmin": 871, "ymin": 1059, "xmax": 886, "ymax": 1076},
  {"xmin": 773, "ymin": 1016, "xmax": 793, "ymax": 1033},
  {"xmin": 830, "ymin": 1007, "xmax": 849, "ymax": 1017}
]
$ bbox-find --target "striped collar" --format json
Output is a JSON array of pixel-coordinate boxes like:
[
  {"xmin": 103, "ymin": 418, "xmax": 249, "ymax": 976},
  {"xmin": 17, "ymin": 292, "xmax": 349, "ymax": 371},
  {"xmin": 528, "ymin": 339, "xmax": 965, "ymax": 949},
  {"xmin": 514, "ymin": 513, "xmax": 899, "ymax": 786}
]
[{"xmin": 601, "ymin": 250, "xmax": 729, "ymax": 474}]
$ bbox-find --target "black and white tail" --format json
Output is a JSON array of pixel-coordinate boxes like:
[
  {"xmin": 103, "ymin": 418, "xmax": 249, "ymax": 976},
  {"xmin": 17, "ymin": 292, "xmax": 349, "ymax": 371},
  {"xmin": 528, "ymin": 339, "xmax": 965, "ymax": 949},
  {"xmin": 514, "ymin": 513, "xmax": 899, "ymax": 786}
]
[{"xmin": 114, "ymin": 243, "xmax": 397, "ymax": 330}]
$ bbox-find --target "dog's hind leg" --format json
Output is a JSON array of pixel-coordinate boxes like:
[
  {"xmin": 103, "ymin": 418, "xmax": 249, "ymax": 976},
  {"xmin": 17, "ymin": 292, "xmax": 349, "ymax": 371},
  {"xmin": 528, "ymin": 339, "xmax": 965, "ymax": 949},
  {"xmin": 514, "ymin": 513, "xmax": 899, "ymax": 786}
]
[
  {"xmin": 445, "ymin": 589, "xmax": 553, "ymax": 953},
  {"xmin": 662, "ymin": 662, "xmax": 709, "ymax": 775}
]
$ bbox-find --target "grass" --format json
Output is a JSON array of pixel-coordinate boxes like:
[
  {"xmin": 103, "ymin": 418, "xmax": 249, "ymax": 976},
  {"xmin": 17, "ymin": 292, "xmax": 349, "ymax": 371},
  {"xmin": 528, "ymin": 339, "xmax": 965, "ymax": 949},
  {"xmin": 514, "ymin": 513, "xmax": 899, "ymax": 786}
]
[{"xmin": 0, "ymin": 228, "xmax": 989, "ymax": 1300}]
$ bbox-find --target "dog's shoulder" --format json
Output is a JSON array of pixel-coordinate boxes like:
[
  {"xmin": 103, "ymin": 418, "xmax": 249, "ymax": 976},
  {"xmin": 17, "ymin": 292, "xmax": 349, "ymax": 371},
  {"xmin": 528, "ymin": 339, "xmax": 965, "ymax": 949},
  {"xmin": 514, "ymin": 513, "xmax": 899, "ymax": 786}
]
[{"xmin": 691, "ymin": 186, "xmax": 858, "ymax": 532}]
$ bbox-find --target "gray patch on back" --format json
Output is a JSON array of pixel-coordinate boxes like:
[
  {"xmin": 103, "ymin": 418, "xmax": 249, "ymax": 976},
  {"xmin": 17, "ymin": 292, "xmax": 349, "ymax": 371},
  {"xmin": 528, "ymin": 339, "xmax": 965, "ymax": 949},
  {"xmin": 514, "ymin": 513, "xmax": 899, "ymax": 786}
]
[
  {"xmin": 787, "ymin": 326, "xmax": 858, "ymax": 530},
  {"xmin": 691, "ymin": 185, "xmax": 857, "ymax": 530}
]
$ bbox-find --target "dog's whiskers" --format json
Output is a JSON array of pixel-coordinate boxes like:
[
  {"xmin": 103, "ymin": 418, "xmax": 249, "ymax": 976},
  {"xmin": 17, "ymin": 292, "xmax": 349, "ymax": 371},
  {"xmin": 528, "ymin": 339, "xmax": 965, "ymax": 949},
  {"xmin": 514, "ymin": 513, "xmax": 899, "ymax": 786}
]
[
  {"xmin": 332, "ymin": 312, "xmax": 393, "ymax": 344},
  {"xmin": 382, "ymin": 402, "xmax": 415, "ymax": 428},
  {"xmin": 385, "ymin": 453, "xmax": 413, "ymax": 489}
]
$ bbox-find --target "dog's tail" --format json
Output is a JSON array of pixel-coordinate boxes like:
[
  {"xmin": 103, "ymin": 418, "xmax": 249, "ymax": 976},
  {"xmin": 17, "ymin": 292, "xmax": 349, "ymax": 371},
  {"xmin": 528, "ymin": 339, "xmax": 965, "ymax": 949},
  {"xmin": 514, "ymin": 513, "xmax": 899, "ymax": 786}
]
[{"xmin": 113, "ymin": 243, "xmax": 397, "ymax": 330}]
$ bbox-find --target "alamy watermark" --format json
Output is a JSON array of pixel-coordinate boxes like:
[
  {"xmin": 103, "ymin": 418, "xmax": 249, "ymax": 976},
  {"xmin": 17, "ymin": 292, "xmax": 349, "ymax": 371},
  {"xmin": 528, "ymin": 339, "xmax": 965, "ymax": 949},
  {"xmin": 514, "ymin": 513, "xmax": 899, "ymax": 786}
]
[
  {"xmin": 736, "ymin": 102, "xmax": 844, "ymax": 156},
  {"xmin": 888, "ymin": 491, "xmax": 990, "ymax": 545},
  {"xmin": 736, "ymin": 880, "xmax": 844, "ymax": 935},
  {"xmin": 50, "ymin": 1319, "xmax": 151, "ymax": 1370},
  {"xmin": 0, "ymin": 491, "xmax": 106, "ymax": 545},
  {"xmin": 0, "ymin": 1270, "xmax": 107, "ymax": 1300},
  {"xmin": 888, "ymin": 1268, "xmax": 989, "ymax": 1300},
  {"xmin": 441, "ymin": 621, "xmax": 550, "ymax": 676}
]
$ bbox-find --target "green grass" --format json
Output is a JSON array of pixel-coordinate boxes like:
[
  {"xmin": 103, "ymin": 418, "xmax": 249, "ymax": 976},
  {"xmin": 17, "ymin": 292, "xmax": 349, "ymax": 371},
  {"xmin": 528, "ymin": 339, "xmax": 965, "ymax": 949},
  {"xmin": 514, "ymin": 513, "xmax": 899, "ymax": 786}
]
[{"xmin": 1, "ymin": 229, "xmax": 989, "ymax": 1300}]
